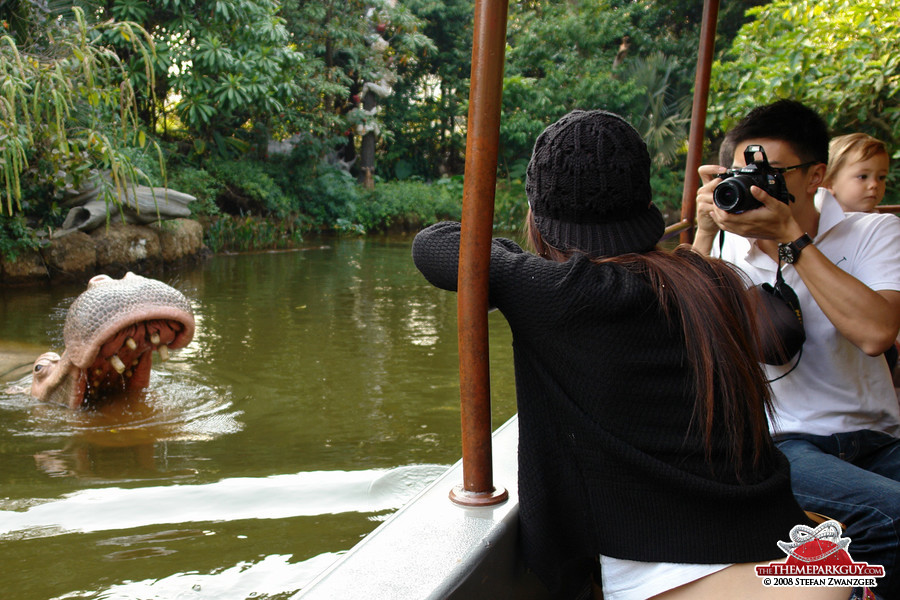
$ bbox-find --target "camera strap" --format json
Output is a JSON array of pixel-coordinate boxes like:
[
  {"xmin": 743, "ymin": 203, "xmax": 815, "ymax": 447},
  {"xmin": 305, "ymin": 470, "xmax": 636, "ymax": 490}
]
[
  {"xmin": 768, "ymin": 255, "xmax": 803, "ymax": 326},
  {"xmin": 717, "ymin": 232, "xmax": 805, "ymax": 379},
  {"xmin": 766, "ymin": 254, "xmax": 804, "ymax": 381}
]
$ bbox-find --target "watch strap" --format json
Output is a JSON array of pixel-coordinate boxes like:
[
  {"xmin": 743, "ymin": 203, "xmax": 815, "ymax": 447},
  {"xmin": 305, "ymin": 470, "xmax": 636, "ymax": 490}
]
[
  {"xmin": 791, "ymin": 233, "xmax": 813, "ymax": 253},
  {"xmin": 779, "ymin": 233, "xmax": 813, "ymax": 264}
]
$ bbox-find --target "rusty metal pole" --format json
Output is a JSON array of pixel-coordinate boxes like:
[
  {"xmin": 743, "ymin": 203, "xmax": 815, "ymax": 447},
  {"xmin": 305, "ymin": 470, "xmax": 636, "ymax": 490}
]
[
  {"xmin": 449, "ymin": 0, "xmax": 509, "ymax": 507},
  {"xmin": 679, "ymin": 0, "xmax": 720, "ymax": 244}
]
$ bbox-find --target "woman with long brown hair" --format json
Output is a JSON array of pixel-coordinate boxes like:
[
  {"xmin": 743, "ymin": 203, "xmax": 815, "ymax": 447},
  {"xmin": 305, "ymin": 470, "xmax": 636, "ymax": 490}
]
[{"xmin": 412, "ymin": 110, "xmax": 848, "ymax": 599}]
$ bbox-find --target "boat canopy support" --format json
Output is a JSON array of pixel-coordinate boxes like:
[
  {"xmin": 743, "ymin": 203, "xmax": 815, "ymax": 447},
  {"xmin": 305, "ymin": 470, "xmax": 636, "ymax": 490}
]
[
  {"xmin": 452, "ymin": 0, "xmax": 510, "ymax": 508},
  {"xmin": 678, "ymin": 0, "xmax": 720, "ymax": 244}
]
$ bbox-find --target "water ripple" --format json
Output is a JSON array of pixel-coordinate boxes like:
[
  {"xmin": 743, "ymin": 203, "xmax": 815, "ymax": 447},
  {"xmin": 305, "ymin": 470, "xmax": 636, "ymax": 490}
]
[{"xmin": 0, "ymin": 464, "xmax": 448, "ymax": 540}]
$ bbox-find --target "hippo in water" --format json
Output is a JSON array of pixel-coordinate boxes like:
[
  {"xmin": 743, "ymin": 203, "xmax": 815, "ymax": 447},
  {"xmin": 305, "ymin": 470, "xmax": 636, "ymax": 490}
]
[{"xmin": 30, "ymin": 273, "xmax": 195, "ymax": 409}]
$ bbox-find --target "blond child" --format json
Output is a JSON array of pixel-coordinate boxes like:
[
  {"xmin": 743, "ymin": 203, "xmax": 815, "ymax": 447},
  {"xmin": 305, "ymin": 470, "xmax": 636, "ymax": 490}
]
[
  {"xmin": 824, "ymin": 133, "xmax": 890, "ymax": 213},
  {"xmin": 825, "ymin": 134, "xmax": 899, "ymax": 389}
]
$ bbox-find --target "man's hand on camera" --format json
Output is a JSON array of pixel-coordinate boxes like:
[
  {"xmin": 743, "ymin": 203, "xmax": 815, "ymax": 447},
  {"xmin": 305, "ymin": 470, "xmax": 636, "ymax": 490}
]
[
  {"xmin": 691, "ymin": 165, "xmax": 727, "ymax": 254},
  {"xmin": 711, "ymin": 184, "xmax": 803, "ymax": 244},
  {"xmin": 695, "ymin": 165, "xmax": 725, "ymax": 237}
]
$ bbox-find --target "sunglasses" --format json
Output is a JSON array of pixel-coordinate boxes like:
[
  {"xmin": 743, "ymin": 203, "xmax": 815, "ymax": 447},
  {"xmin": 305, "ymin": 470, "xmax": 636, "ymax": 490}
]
[{"xmin": 772, "ymin": 160, "xmax": 820, "ymax": 174}]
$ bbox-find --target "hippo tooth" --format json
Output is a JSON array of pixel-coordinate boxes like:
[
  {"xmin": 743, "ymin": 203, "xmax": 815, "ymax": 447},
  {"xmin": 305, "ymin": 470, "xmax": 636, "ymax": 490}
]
[
  {"xmin": 150, "ymin": 332, "xmax": 161, "ymax": 345},
  {"xmin": 132, "ymin": 359, "xmax": 139, "ymax": 366},
  {"xmin": 110, "ymin": 355, "xmax": 126, "ymax": 374},
  {"xmin": 158, "ymin": 344, "xmax": 169, "ymax": 362},
  {"xmin": 126, "ymin": 337, "xmax": 137, "ymax": 350}
]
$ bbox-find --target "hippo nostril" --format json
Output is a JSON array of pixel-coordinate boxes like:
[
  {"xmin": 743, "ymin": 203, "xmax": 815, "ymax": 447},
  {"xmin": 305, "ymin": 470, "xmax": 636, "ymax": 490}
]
[{"xmin": 87, "ymin": 274, "xmax": 113, "ymax": 286}]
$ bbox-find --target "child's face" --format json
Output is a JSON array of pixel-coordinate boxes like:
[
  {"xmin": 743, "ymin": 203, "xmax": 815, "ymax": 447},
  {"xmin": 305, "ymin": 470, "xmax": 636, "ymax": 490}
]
[{"xmin": 829, "ymin": 152, "xmax": 890, "ymax": 213}]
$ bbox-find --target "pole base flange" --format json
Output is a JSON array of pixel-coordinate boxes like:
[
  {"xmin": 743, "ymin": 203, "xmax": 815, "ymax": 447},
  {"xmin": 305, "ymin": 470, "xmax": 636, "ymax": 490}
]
[{"xmin": 449, "ymin": 484, "xmax": 509, "ymax": 507}]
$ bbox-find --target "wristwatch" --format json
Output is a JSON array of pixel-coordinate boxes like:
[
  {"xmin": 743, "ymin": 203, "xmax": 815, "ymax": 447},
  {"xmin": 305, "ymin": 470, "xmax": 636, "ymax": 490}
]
[{"xmin": 778, "ymin": 233, "xmax": 813, "ymax": 264}]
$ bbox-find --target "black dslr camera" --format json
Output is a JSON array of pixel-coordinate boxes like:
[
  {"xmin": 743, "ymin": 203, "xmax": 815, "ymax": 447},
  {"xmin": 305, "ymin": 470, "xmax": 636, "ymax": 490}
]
[{"xmin": 714, "ymin": 145, "xmax": 794, "ymax": 213}]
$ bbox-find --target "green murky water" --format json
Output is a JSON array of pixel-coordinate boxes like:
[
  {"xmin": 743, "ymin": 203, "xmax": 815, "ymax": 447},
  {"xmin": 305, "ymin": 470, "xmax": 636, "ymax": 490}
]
[{"xmin": 0, "ymin": 235, "xmax": 517, "ymax": 599}]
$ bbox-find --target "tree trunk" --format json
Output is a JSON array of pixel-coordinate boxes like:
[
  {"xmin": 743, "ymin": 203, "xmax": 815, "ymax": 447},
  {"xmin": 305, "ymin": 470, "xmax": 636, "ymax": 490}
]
[
  {"xmin": 358, "ymin": 90, "xmax": 377, "ymax": 189},
  {"xmin": 254, "ymin": 119, "xmax": 270, "ymax": 161}
]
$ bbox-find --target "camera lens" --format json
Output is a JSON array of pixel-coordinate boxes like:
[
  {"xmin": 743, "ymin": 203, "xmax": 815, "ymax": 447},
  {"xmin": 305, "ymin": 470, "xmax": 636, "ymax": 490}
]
[
  {"xmin": 714, "ymin": 179, "xmax": 744, "ymax": 212},
  {"xmin": 714, "ymin": 176, "xmax": 758, "ymax": 213}
]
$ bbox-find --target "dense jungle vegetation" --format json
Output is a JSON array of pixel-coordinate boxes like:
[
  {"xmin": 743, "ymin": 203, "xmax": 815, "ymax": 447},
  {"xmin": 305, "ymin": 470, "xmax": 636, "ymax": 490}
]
[{"xmin": 1, "ymin": 0, "xmax": 898, "ymax": 257}]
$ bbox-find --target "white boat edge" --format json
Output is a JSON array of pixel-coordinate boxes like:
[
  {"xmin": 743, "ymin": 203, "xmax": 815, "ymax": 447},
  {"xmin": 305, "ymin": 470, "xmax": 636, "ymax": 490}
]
[{"xmin": 294, "ymin": 414, "xmax": 591, "ymax": 599}]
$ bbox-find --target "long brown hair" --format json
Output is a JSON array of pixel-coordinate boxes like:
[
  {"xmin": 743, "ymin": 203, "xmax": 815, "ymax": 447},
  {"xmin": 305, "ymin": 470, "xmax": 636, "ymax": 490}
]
[{"xmin": 526, "ymin": 209, "xmax": 775, "ymax": 475}]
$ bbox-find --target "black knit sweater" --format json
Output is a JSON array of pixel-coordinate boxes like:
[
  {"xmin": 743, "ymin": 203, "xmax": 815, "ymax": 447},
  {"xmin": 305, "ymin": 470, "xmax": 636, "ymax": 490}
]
[{"xmin": 412, "ymin": 222, "xmax": 811, "ymax": 593}]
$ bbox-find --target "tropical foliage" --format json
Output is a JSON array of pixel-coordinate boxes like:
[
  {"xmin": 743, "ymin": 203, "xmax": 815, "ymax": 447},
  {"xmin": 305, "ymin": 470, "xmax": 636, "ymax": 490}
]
[
  {"xmin": 0, "ymin": 0, "xmax": 897, "ymax": 258},
  {"xmin": 0, "ymin": 6, "xmax": 156, "ymax": 216},
  {"xmin": 710, "ymin": 0, "xmax": 900, "ymax": 152}
]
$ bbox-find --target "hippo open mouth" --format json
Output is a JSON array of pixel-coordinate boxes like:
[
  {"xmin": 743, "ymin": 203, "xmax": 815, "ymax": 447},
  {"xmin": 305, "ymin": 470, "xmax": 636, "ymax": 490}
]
[{"xmin": 30, "ymin": 273, "xmax": 195, "ymax": 409}]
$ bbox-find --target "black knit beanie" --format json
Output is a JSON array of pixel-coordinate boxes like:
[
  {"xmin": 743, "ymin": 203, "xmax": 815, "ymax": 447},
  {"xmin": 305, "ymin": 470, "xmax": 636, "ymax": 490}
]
[{"xmin": 526, "ymin": 109, "xmax": 665, "ymax": 257}]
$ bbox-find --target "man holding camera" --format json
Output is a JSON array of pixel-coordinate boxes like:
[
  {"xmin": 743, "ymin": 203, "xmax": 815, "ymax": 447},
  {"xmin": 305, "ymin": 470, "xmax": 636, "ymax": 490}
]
[{"xmin": 693, "ymin": 99, "xmax": 900, "ymax": 598}]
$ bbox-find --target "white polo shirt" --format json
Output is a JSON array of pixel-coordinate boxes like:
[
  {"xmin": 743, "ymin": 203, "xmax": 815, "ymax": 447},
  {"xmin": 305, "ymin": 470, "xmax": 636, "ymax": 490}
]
[{"xmin": 714, "ymin": 189, "xmax": 900, "ymax": 437}]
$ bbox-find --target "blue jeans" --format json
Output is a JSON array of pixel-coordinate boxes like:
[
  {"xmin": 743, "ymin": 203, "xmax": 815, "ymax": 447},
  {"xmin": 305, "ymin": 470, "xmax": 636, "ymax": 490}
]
[{"xmin": 775, "ymin": 430, "xmax": 900, "ymax": 600}]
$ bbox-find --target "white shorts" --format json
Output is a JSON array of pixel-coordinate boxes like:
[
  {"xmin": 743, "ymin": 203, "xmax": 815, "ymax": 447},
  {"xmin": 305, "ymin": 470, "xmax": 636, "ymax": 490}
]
[{"xmin": 599, "ymin": 554, "xmax": 731, "ymax": 600}]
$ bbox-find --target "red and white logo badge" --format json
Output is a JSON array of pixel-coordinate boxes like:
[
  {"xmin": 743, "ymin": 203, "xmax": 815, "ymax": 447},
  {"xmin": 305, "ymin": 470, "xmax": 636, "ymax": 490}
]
[
  {"xmin": 756, "ymin": 520, "xmax": 884, "ymax": 591},
  {"xmin": 777, "ymin": 520, "xmax": 851, "ymax": 565}
]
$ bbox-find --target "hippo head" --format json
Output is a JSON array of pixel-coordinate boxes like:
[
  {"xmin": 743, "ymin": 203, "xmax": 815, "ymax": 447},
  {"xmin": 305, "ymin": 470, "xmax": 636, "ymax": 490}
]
[{"xmin": 30, "ymin": 273, "xmax": 195, "ymax": 409}]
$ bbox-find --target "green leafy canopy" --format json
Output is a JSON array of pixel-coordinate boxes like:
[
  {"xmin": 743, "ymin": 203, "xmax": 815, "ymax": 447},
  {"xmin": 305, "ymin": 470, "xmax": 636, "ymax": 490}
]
[{"xmin": 710, "ymin": 0, "xmax": 900, "ymax": 152}]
